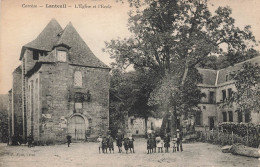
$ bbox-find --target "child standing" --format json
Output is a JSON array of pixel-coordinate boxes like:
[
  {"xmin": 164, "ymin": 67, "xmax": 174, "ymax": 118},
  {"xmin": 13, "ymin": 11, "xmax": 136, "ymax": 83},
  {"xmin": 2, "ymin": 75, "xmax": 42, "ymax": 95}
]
[
  {"xmin": 172, "ymin": 135, "xmax": 177, "ymax": 152},
  {"xmin": 156, "ymin": 135, "xmax": 163, "ymax": 153},
  {"xmin": 66, "ymin": 134, "xmax": 72, "ymax": 147},
  {"xmin": 128, "ymin": 134, "xmax": 135, "ymax": 153},
  {"xmin": 115, "ymin": 131, "xmax": 123, "ymax": 153},
  {"xmin": 123, "ymin": 136, "xmax": 130, "ymax": 154},
  {"xmin": 151, "ymin": 132, "xmax": 156, "ymax": 153},
  {"xmin": 102, "ymin": 135, "xmax": 108, "ymax": 153},
  {"xmin": 107, "ymin": 134, "xmax": 114, "ymax": 154},
  {"xmin": 164, "ymin": 133, "xmax": 170, "ymax": 153},
  {"xmin": 97, "ymin": 135, "xmax": 103, "ymax": 153},
  {"xmin": 147, "ymin": 134, "xmax": 153, "ymax": 154}
]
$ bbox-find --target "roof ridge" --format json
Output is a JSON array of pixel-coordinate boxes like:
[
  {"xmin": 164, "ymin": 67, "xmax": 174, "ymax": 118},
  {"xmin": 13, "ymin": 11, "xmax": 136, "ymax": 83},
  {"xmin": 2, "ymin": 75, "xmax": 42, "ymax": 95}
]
[{"xmin": 218, "ymin": 56, "xmax": 260, "ymax": 71}]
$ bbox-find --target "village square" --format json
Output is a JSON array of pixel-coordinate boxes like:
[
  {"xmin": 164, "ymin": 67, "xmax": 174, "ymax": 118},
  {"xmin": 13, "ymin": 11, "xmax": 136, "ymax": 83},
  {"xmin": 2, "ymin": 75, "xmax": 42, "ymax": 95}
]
[{"xmin": 0, "ymin": 0, "xmax": 260, "ymax": 166}]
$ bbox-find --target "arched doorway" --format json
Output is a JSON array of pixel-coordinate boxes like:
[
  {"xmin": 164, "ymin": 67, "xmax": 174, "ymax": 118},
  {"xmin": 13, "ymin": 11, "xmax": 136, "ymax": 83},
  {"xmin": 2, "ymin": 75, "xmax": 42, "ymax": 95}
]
[{"xmin": 68, "ymin": 115, "xmax": 87, "ymax": 141}]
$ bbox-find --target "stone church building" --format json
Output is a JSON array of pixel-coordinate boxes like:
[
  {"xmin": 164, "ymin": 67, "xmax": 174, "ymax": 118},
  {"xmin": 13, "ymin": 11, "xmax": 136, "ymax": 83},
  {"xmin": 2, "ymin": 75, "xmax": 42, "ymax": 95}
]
[{"xmin": 8, "ymin": 19, "xmax": 110, "ymax": 143}]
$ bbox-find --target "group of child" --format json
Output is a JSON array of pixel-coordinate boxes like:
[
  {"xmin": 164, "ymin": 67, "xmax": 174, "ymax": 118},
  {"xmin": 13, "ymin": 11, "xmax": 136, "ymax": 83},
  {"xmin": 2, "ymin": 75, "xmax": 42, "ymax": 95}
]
[
  {"xmin": 97, "ymin": 129, "xmax": 183, "ymax": 154},
  {"xmin": 147, "ymin": 133, "xmax": 178, "ymax": 154},
  {"xmin": 97, "ymin": 132, "xmax": 135, "ymax": 154}
]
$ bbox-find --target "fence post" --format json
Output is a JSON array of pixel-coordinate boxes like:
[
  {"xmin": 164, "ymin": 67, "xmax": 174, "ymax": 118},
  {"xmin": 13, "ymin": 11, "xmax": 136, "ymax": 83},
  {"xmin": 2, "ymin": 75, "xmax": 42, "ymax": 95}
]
[
  {"xmin": 246, "ymin": 124, "xmax": 249, "ymax": 146},
  {"xmin": 217, "ymin": 125, "xmax": 219, "ymax": 142},
  {"xmin": 231, "ymin": 131, "xmax": 234, "ymax": 145}
]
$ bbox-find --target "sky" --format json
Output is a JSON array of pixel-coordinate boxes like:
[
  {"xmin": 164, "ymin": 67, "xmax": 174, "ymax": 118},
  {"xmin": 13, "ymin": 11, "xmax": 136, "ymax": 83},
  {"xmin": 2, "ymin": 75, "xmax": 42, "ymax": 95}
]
[{"xmin": 0, "ymin": 0, "xmax": 260, "ymax": 94}]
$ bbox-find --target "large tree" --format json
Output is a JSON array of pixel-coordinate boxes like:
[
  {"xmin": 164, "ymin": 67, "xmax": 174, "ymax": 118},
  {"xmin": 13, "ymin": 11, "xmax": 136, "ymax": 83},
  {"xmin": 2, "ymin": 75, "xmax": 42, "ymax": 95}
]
[
  {"xmin": 225, "ymin": 62, "xmax": 260, "ymax": 121},
  {"xmin": 109, "ymin": 68, "xmax": 159, "ymax": 136},
  {"xmin": 106, "ymin": 0, "xmax": 257, "ymax": 134}
]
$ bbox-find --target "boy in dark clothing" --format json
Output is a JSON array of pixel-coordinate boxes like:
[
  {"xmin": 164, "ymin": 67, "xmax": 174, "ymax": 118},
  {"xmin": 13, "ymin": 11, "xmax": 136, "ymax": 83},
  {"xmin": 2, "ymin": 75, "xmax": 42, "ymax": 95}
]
[
  {"xmin": 66, "ymin": 134, "xmax": 72, "ymax": 147},
  {"xmin": 128, "ymin": 135, "xmax": 135, "ymax": 153},
  {"xmin": 107, "ymin": 135, "xmax": 114, "ymax": 153},
  {"xmin": 102, "ymin": 136, "xmax": 108, "ymax": 153},
  {"xmin": 164, "ymin": 133, "xmax": 170, "ymax": 153},
  {"xmin": 27, "ymin": 134, "xmax": 34, "ymax": 148},
  {"xmin": 147, "ymin": 134, "xmax": 153, "ymax": 154},
  {"xmin": 123, "ymin": 137, "xmax": 130, "ymax": 154},
  {"xmin": 176, "ymin": 129, "xmax": 183, "ymax": 152},
  {"xmin": 151, "ymin": 133, "xmax": 156, "ymax": 153},
  {"xmin": 115, "ymin": 132, "xmax": 123, "ymax": 153}
]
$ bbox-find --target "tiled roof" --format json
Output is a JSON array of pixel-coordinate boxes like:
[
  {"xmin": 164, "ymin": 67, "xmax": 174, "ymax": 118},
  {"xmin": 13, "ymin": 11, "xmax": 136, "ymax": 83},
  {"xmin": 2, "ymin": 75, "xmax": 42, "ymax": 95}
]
[{"xmin": 20, "ymin": 19, "xmax": 109, "ymax": 69}]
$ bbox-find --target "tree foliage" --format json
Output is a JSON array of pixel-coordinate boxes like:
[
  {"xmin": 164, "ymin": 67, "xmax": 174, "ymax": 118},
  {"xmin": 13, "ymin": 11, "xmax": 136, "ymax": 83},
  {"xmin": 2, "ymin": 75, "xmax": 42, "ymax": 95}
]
[
  {"xmin": 227, "ymin": 62, "xmax": 260, "ymax": 114},
  {"xmin": 107, "ymin": 0, "xmax": 258, "ymax": 133},
  {"xmin": 109, "ymin": 68, "xmax": 159, "ymax": 134}
]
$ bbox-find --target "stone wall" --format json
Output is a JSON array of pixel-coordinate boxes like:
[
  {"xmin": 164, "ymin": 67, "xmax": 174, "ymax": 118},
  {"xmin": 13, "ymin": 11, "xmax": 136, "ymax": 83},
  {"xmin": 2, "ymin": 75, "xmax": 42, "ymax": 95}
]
[
  {"xmin": 12, "ymin": 68, "xmax": 23, "ymax": 137},
  {"xmin": 27, "ymin": 62, "xmax": 110, "ymax": 143}
]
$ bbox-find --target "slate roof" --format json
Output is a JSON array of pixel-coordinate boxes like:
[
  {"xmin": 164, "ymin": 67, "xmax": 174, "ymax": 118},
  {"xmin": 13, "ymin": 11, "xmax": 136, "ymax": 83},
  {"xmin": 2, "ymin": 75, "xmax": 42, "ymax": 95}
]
[
  {"xmin": 13, "ymin": 65, "xmax": 22, "ymax": 74},
  {"xmin": 197, "ymin": 68, "xmax": 217, "ymax": 86},
  {"xmin": 55, "ymin": 22, "xmax": 109, "ymax": 68},
  {"xmin": 198, "ymin": 56, "xmax": 260, "ymax": 86},
  {"xmin": 217, "ymin": 56, "xmax": 260, "ymax": 85},
  {"xmin": 20, "ymin": 19, "xmax": 109, "ymax": 69}
]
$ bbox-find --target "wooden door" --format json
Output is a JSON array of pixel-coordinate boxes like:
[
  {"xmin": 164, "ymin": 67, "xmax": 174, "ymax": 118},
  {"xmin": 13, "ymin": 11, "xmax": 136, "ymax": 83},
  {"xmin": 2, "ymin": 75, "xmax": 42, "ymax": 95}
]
[{"xmin": 68, "ymin": 116, "xmax": 86, "ymax": 141}]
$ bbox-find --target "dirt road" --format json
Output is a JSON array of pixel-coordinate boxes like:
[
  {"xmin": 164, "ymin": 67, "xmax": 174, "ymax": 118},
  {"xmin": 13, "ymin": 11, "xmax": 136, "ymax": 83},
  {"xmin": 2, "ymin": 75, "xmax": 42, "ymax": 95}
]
[{"xmin": 0, "ymin": 139, "xmax": 259, "ymax": 167}]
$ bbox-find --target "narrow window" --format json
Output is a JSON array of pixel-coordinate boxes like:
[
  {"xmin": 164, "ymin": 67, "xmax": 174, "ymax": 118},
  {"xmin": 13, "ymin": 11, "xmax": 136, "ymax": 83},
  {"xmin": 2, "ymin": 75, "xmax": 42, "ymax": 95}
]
[
  {"xmin": 222, "ymin": 90, "xmax": 226, "ymax": 101},
  {"xmin": 209, "ymin": 91, "xmax": 215, "ymax": 104},
  {"xmin": 74, "ymin": 71, "xmax": 82, "ymax": 87},
  {"xmin": 228, "ymin": 111, "xmax": 233, "ymax": 122},
  {"xmin": 131, "ymin": 119, "xmax": 134, "ymax": 125},
  {"xmin": 228, "ymin": 88, "xmax": 232, "ymax": 99},
  {"xmin": 237, "ymin": 111, "xmax": 243, "ymax": 123},
  {"xmin": 195, "ymin": 111, "xmax": 202, "ymax": 126},
  {"xmin": 222, "ymin": 112, "xmax": 227, "ymax": 122},
  {"xmin": 245, "ymin": 112, "xmax": 251, "ymax": 123}
]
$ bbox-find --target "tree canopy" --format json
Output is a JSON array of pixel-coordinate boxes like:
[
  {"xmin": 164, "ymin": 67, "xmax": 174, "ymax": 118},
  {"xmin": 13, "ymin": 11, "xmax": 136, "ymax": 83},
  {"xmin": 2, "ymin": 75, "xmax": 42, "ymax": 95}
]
[
  {"xmin": 106, "ymin": 0, "xmax": 258, "ymax": 134},
  {"xmin": 226, "ymin": 62, "xmax": 260, "ymax": 115}
]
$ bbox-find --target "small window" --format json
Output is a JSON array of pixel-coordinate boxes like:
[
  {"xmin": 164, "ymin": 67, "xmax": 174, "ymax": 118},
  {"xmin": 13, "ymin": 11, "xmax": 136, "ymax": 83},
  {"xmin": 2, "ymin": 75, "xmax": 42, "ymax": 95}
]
[
  {"xmin": 74, "ymin": 71, "xmax": 82, "ymax": 87},
  {"xmin": 130, "ymin": 119, "xmax": 134, "ymax": 125},
  {"xmin": 33, "ymin": 51, "xmax": 39, "ymax": 60},
  {"xmin": 136, "ymin": 130, "xmax": 139, "ymax": 134},
  {"xmin": 57, "ymin": 50, "xmax": 67, "ymax": 62},
  {"xmin": 225, "ymin": 74, "xmax": 229, "ymax": 81},
  {"xmin": 203, "ymin": 106, "xmax": 206, "ymax": 110}
]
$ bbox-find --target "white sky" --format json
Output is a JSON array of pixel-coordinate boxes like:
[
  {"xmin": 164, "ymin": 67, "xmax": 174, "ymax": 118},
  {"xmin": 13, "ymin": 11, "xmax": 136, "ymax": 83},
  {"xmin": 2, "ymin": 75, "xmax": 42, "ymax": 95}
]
[{"xmin": 0, "ymin": 0, "xmax": 260, "ymax": 94}]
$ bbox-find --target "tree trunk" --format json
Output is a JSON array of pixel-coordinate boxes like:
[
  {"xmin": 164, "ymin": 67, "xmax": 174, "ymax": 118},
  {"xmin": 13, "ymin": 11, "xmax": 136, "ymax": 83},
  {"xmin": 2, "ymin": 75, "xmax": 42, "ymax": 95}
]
[
  {"xmin": 181, "ymin": 60, "xmax": 189, "ymax": 86},
  {"xmin": 144, "ymin": 117, "xmax": 148, "ymax": 138},
  {"xmin": 171, "ymin": 105, "xmax": 177, "ymax": 137}
]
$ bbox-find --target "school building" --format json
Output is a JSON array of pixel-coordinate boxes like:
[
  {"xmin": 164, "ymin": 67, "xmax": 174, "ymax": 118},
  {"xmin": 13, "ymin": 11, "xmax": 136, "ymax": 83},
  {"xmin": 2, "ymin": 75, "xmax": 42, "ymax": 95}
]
[{"xmin": 195, "ymin": 56, "xmax": 260, "ymax": 130}]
